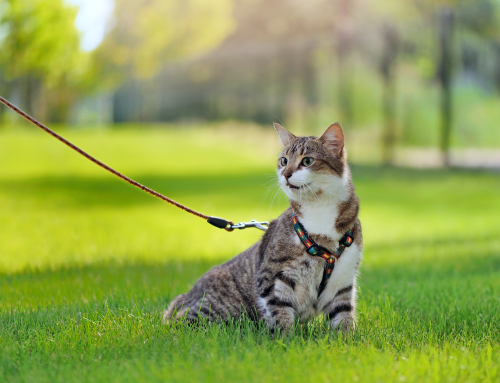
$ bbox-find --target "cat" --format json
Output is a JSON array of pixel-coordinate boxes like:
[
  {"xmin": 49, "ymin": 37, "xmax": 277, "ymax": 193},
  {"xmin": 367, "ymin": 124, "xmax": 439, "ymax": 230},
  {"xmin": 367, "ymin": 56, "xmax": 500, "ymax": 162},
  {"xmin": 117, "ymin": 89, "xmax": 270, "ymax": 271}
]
[{"xmin": 164, "ymin": 123, "xmax": 362, "ymax": 333}]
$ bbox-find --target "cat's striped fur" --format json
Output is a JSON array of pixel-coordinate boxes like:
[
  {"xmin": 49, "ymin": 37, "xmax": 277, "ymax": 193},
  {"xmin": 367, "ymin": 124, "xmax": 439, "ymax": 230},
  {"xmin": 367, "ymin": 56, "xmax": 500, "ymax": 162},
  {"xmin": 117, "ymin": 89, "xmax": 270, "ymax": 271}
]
[{"xmin": 164, "ymin": 123, "xmax": 362, "ymax": 333}]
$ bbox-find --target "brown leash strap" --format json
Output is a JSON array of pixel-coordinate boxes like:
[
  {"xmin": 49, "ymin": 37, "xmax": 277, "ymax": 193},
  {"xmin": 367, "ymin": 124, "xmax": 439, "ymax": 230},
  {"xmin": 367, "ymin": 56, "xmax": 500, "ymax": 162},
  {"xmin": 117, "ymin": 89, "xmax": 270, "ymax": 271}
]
[{"xmin": 0, "ymin": 96, "xmax": 241, "ymax": 231}]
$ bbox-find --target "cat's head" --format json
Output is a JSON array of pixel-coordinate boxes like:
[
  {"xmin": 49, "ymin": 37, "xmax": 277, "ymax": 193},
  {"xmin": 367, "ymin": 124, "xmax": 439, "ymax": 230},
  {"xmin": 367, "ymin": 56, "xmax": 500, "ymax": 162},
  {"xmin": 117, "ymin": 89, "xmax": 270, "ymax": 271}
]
[{"xmin": 274, "ymin": 123, "xmax": 349, "ymax": 203}]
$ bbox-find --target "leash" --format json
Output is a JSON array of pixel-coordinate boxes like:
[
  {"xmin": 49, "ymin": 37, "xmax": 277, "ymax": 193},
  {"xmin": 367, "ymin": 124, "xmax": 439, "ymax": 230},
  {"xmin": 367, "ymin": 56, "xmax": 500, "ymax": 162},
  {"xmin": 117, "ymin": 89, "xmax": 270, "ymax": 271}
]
[{"xmin": 0, "ymin": 96, "xmax": 268, "ymax": 232}]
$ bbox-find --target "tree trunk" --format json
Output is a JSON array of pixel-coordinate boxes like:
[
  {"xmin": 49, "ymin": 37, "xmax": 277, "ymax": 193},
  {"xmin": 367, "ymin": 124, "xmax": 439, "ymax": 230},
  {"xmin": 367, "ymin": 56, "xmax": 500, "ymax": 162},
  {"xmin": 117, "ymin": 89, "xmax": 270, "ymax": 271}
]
[
  {"xmin": 336, "ymin": 36, "xmax": 353, "ymax": 126},
  {"xmin": 493, "ymin": 42, "xmax": 500, "ymax": 93},
  {"xmin": 301, "ymin": 42, "xmax": 318, "ymax": 130},
  {"xmin": 302, "ymin": 42, "xmax": 318, "ymax": 107},
  {"xmin": 438, "ymin": 8, "xmax": 455, "ymax": 167},
  {"xmin": 380, "ymin": 23, "xmax": 398, "ymax": 165}
]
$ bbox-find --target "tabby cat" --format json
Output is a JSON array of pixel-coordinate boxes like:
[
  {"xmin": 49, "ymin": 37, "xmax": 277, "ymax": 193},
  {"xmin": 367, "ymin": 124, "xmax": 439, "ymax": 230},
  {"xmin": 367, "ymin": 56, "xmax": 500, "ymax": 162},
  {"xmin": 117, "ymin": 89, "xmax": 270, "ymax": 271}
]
[{"xmin": 164, "ymin": 123, "xmax": 362, "ymax": 333}]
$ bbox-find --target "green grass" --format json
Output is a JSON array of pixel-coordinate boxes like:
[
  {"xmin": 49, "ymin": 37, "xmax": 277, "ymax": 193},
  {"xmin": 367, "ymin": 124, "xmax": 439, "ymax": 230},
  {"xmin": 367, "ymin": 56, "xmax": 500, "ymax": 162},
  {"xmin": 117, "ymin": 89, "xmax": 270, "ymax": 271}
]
[{"xmin": 0, "ymin": 125, "xmax": 499, "ymax": 382}]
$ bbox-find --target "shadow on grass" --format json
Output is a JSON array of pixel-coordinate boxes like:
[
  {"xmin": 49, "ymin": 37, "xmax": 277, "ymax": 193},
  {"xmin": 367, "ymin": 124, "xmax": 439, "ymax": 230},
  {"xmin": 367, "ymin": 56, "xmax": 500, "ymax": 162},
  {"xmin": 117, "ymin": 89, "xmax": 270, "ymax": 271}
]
[
  {"xmin": 0, "ymin": 172, "xmax": 276, "ymax": 208},
  {"xmin": 0, "ymin": 166, "xmax": 500, "ymax": 210},
  {"xmin": 1, "ymin": 165, "xmax": 497, "ymax": 208}
]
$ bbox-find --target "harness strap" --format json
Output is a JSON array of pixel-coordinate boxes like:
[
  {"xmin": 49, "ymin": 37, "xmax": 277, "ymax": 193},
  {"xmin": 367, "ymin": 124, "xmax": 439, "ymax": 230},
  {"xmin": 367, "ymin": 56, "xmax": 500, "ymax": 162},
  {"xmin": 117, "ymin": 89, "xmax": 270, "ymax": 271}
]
[{"xmin": 292, "ymin": 212, "xmax": 354, "ymax": 297}]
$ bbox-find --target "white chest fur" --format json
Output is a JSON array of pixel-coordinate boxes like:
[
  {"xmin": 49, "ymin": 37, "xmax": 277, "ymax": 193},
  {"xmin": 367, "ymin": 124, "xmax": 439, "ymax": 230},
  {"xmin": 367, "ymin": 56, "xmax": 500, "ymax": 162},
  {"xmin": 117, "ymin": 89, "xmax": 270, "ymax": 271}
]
[
  {"xmin": 298, "ymin": 202, "xmax": 342, "ymax": 239},
  {"xmin": 317, "ymin": 243, "xmax": 361, "ymax": 310}
]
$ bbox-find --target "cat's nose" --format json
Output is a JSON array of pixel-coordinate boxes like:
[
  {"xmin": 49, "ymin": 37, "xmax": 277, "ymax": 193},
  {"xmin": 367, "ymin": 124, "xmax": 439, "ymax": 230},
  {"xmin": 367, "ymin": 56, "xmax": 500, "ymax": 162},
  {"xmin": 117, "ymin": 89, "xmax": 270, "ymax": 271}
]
[{"xmin": 284, "ymin": 171, "xmax": 292, "ymax": 180}]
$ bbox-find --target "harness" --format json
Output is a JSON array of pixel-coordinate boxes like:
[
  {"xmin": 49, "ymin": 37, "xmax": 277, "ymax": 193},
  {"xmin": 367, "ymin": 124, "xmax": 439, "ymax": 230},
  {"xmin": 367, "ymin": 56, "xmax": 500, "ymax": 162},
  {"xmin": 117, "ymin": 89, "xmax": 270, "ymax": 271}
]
[{"xmin": 292, "ymin": 212, "xmax": 354, "ymax": 297}]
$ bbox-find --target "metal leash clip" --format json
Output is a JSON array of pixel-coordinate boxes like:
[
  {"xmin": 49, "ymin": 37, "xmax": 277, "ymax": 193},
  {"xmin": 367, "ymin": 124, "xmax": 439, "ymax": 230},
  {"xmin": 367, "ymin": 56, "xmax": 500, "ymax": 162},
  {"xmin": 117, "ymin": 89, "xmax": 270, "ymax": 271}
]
[{"xmin": 230, "ymin": 220, "xmax": 269, "ymax": 231}]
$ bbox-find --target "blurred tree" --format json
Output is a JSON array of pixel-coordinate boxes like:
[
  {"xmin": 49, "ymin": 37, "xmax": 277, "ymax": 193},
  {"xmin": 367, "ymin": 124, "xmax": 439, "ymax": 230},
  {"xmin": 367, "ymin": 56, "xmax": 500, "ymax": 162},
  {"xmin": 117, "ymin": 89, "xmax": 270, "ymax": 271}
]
[
  {"xmin": 0, "ymin": 0, "xmax": 88, "ymax": 121},
  {"xmin": 107, "ymin": 0, "xmax": 340, "ymax": 124},
  {"xmin": 94, "ymin": 0, "xmax": 235, "ymax": 86}
]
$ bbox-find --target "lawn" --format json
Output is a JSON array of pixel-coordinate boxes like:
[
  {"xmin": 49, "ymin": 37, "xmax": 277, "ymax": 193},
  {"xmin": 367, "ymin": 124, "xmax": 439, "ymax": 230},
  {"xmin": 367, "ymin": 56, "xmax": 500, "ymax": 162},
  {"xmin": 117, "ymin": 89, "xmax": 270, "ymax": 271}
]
[{"xmin": 0, "ymin": 125, "xmax": 499, "ymax": 382}]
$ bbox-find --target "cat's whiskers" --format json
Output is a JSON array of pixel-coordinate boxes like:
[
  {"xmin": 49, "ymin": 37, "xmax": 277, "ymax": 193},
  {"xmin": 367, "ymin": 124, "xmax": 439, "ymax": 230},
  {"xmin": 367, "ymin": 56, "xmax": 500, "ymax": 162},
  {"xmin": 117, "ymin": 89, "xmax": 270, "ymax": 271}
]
[
  {"xmin": 301, "ymin": 183, "xmax": 311, "ymax": 202},
  {"xmin": 268, "ymin": 183, "xmax": 283, "ymax": 216},
  {"xmin": 309, "ymin": 182, "xmax": 337, "ymax": 198},
  {"xmin": 305, "ymin": 183, "xmax": 320, "ymax": 203},
  {"xmin": 263, "ymin": 179, "xmax": 280, "ymax": 199},
  {"xmin": 263, "ymin": 173, "xmax": 284, "ymax": 217},
  {"xmin": 299, "ymin": 185, "xmax": 305, "ymax": 205},
  {"xmin": 263, "ymin": 175, "xmax": 279, "ymax": 188}
]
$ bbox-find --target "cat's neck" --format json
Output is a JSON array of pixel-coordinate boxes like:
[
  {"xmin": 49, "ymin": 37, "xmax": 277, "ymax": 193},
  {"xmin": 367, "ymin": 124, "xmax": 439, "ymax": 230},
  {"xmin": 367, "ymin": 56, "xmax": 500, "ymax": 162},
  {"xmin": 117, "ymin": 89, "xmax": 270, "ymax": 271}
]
[{"xmin": 290, "ymin": 170, "xmax": 353, "ymax": 240}]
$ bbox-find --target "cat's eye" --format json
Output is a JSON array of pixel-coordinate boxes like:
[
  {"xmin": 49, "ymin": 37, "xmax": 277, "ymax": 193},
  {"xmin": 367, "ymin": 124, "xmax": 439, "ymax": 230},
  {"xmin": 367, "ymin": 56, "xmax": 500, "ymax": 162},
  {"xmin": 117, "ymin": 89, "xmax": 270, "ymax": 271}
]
[
  {"xmin": 302, "ymin": 157, "xmax": 314, "ymax": 167},
  {"xmin": 280, "ymin": 157, "xmax": 288, "ymax": 166}
]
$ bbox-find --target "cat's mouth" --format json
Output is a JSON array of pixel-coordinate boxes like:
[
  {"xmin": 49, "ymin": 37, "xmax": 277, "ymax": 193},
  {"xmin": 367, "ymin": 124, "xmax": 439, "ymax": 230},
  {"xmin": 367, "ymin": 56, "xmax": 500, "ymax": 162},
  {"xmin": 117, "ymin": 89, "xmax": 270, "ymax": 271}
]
[{"xmin": 287, "ymin": 182, "xmax": 310, "ymax": 190}]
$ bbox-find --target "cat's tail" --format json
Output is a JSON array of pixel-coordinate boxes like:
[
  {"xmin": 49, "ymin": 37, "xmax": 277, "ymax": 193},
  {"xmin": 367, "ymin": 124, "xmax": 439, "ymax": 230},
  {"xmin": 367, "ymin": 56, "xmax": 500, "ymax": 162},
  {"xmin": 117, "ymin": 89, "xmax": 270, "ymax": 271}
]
[{"xmin": 163, "ymin": 294, "xmax": 188, "ymax": 325}]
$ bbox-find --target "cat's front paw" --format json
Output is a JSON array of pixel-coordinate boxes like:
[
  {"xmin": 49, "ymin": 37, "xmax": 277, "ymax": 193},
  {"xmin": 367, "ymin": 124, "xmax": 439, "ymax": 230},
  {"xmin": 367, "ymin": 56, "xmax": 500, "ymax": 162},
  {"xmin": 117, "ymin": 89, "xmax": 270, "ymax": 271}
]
[{"xmin": 329, "ymin": 312, "xmax": 355, "ymax": 333}]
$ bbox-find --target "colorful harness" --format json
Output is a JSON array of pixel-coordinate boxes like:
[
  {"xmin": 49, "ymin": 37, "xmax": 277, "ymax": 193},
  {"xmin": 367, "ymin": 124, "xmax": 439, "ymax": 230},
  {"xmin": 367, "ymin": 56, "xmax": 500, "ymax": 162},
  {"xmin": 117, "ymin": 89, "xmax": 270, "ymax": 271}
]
[{"xmin": 292, "ymin": 212, "xmax": 354, "ymax": 297}]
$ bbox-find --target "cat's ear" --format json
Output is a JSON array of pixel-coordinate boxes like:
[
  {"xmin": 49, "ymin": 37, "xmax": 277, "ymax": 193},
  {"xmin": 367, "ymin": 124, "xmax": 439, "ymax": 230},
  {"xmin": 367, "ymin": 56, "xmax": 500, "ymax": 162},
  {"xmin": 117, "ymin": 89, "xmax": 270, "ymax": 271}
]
[
  {"xmin": 319, "ymin": 123, "xmax": 344, "ymax": 158},
  {"xmin": 273, "ymin": 123, "xmax": 296, "ymax": 147}
]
